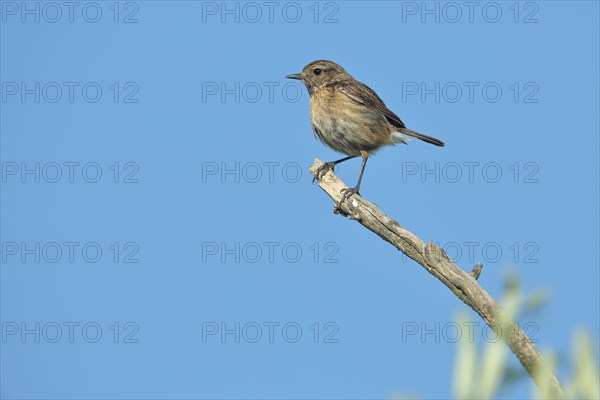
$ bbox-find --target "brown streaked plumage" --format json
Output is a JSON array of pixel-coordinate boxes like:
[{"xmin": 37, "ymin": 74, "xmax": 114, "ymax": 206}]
[{"xmin": 286, "ymin": 60, "xmax": 444, "ymax": 202}]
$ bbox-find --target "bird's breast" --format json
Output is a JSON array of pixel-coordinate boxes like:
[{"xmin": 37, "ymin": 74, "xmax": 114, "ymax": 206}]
[
  {"xmin": 309, "ymin": 87, "xmax": 336, "ymax": 126},
  {"xmin": 308, "ymin": 87, "xmax": 391, "ymax": 155}
]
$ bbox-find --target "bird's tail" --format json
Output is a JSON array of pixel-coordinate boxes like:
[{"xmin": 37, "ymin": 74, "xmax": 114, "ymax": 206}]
[{"xmin": 398, "ymin": 128, "xmax": 445, "ymax": 147}]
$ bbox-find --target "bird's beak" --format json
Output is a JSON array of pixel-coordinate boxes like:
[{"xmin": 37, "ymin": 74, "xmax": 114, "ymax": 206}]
[{"xmin": 286, "ymin": 73, "xmax": 302, "ymax": 80}]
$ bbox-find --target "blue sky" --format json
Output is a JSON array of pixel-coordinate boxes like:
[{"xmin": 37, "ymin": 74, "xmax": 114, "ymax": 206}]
[{"xmin": 1, "ymin": 1, "xmax": 598, "ymax": 399}]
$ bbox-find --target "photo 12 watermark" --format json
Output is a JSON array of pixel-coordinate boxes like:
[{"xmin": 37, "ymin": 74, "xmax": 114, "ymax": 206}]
[
  {"xmin": 1, "ymin": 241, "xmax": 140, "ymax": 264},
  {"xmin": 201, "ymin": 161, "xmax": 303, "ymax": 184},
  {"xmin": 1, "ymin": 162, "xmax": 140, "ymax": 184},
  {"xmin": 201, "ymin": 241, "xmax": 340, "ymax": 264},
  {"xmin": 1, "ymin": 82, "xmax": 140, "ymax": 103},
  {"xmin": 401, "ymin": 241, "xmax": 539, "ymax": 265},
  {"xmin": 400, "ymin": 81, "xmax": 540, "ymax": 104},
  {"xmin": 401, "ymin": 321, "xmax": 539, "ymax": 344},
  {"xmin": 200, "ymin": 2, "xmax": 340, "ymax": 24},
  {"xmin": 201, "ymin": 81, "xmax": 303, "ymax": 104},
  {"xmin": 1, "ymin": 321, "xmax": 140, "ymax": 343},
  {"xmin": 1, "ymin": 2, "xmax": 140, "ymax": 24},
  {"xmin": 399, "ymin": 161, "xmax": 540, "ymax": 184},
  {"xmin": 201, "ymin": 321, "xmax": 339, "ymax": 343},
  {"xmin": 400, "ymin": 2, "xmax": 540, "ymax": 24}
]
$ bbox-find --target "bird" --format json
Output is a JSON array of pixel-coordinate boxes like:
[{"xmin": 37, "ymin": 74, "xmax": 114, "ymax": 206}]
[{"xmin": 286, "ymin": 60, "xmax": 444, "ymax": 203}]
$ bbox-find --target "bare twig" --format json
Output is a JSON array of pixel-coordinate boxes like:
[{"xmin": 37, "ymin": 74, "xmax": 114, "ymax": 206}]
[
  {"xmin": 470, "ymin": 263, "xmax": 484, "ymax": 280},
  {"xmin": 309, "ymin": 159, "xmax": 566, "ymax": 399}
]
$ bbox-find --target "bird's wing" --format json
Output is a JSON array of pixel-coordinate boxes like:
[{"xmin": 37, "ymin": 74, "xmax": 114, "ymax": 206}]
[{"xmin": 331, "ymin": 80, "xmax": 406, "ymax": 129}]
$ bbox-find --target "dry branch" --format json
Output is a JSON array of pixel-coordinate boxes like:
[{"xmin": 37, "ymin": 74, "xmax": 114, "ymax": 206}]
[{"xmin": 309, "ymin": 159, "xmax": 566, "ymax": 399}]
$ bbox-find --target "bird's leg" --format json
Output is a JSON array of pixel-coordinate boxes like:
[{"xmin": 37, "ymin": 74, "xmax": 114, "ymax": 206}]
[
  {"xmin": 339, "ymin": 151, "xmax": 369, "ymax": 204},
  {"xmin": 313, "ymin": 155, "xmax": 357, "ymax": 183}
]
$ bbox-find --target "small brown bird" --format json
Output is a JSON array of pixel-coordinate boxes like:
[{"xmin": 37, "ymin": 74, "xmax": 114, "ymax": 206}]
[{"xmin": 287, "ymin": 60, "xmax": 444, "ymax": 202}]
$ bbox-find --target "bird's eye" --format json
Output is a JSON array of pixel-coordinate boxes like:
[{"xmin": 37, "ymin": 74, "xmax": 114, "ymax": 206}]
[{"xmin": 313, "ymin": 68, "xmax": 322, "ymax": 75}]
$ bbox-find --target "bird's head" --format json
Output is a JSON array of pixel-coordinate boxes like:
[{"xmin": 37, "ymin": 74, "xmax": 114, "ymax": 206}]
[{"xmin": 286, "ymin": 60, "xmax": 352, "ymax": 95}]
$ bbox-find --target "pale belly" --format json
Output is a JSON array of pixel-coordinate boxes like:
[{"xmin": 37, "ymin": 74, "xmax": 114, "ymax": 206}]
[{"xmin": 309, "ymin": 92, "xmax": 392, "ymax": 155}]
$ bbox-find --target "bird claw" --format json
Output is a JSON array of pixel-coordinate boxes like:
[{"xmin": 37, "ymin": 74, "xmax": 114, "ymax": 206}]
[
  {"xmin": 339, "ymin": 186, "xmax": 360, "ymax": 205},
  {"xmin": 312, "ymin": 162, "xmax": 335, "ymax": 183}
]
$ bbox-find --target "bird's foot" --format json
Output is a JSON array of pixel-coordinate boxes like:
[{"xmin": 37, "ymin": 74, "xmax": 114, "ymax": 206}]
[
  {"xmin": 334, "ymin": 186, "xmax": 360, "ymax": 215},
  {"xmin": 339, "ymin": 186, "xmax": 360, "ymax": 205},
  {"xmin": 312, "ymin": 162, "xmax": 335, "ymax": 184}
]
